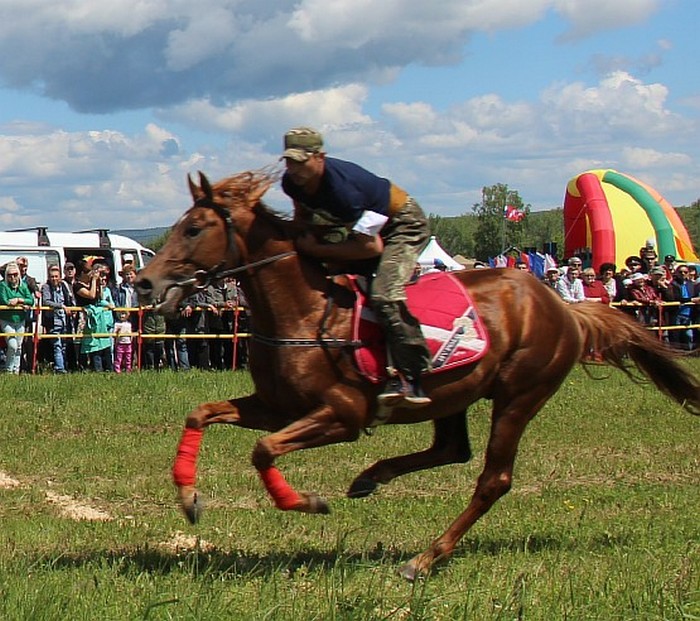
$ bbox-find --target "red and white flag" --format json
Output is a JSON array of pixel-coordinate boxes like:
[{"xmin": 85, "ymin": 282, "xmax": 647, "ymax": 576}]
[{"xmin": 504, "ymin": 205, "xmax": 525, "ymax": 222}]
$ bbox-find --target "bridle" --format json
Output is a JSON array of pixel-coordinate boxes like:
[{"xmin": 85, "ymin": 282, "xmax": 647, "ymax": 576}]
[
  {"xmin": 162, "ymin": 197, "xmax": 297, "ymax": 292},
  {"xmin": 157, "ymin": 194, "xmax": 361, "ymax": 351}
]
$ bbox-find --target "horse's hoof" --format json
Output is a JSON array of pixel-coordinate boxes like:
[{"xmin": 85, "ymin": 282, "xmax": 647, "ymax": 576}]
[
  {"xmin": 178, "ymin": 487, "xmax": 204, "ymax": 525},
  {"xmin": 397, "ymin": 561, "xmax": 421, "ymax": 582},
  {"xmin": 347, "ymin": 477, "xmax": 378, "ymax": 498},
  {"xmin": 298, "ymin": 492, "xmax": 330, "ymax": 515}
]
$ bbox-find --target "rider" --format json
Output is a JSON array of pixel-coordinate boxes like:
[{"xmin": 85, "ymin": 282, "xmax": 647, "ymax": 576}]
[{"xmin": 280, "ymin": 127, "xmax": 432, "ymax": 407}]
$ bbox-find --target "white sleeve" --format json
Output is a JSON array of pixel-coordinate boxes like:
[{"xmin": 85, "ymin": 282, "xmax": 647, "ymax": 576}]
[{"xmin": 351, "ymin": 210, "xmax": 389, "ymax": 236}]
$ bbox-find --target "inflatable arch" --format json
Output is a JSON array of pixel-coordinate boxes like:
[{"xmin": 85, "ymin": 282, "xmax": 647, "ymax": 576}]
[{"xmin": 563, "ymin": 169, "xmax": 697, "ymax": 270}]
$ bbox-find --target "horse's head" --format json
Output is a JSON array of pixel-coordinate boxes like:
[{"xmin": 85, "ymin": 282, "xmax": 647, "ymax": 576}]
[{"xmin": 136, "ymin": 169, "xmax": 274, "ymax": 316}]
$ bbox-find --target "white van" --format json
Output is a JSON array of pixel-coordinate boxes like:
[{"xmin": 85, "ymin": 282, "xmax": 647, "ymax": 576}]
[{"xmin": 0, "ymin": 227, "xmax": 156, "ymax": 285}]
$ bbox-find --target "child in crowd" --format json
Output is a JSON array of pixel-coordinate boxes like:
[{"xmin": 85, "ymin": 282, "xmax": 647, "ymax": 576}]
[{"xmin": 113, "ymin": 310, "xmax": 133, "ymax": 373}]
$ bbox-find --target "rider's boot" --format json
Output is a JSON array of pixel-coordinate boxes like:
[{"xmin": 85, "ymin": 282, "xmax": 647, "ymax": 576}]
[{"xmin": 375, "ymin": 301, "xmax": 432, "ymax": 408}]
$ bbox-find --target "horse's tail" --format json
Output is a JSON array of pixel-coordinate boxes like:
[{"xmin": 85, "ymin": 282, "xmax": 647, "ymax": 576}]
[{"xmin": 568, "ymin": 302, "xmax": 700, "ymax": 415}]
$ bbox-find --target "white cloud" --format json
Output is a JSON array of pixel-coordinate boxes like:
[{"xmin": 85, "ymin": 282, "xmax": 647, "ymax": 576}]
[
  {"xmin": 554, "ymin": 0, "xmax": 659, "ymax": 41},
  {"xmin": 0, "ymin": 0, "xmax": 696, "ymax": 232},
  {"xmin": 0, "ymin": 0, "xmax": 663, "ymax": 112}
]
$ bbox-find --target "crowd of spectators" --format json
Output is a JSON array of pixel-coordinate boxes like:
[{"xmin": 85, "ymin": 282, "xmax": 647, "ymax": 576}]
[
  {"xmin": 541, "ymin": 242, "xmax": 700, "ymax": 351},
  {"xmin": 0, "ymin": 255, "xmax": 250, "ymax": 374},
  {"xmin": 2, "ymin": 240, "xmax": 698, "ymax": 373}
]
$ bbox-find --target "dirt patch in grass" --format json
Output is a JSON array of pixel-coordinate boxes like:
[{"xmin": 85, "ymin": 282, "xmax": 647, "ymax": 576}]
[
  {"xmin": 159, "ymin": 531, "xmax": 216, "ymax": 553},
  {"xmin": 45, "ymin": 491, "xmax": 113, "ymax": 522},
  {"xmin": 0, "ymin": 471, "xmax": 22, "ymax": 489}
]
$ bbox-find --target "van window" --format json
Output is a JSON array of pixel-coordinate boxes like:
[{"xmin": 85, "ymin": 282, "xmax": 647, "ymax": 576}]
[
  {"xmin": 0, "ymin": 250, "xmax": 61, "ymax": 281},
  {"xmin": 140, "ymin": 249, "xmax": 155, "ymax": 267}
]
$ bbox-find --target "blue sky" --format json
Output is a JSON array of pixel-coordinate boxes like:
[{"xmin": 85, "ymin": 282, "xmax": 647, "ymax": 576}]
[{"xmin": 0, "ymin": 0, "xmax": 697, "ymax": 232}]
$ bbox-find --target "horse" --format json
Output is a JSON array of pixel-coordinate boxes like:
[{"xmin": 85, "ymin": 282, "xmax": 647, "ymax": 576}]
[{"xmin": 135, "ymin": 169, "xmax": 700, "ymax": 580}]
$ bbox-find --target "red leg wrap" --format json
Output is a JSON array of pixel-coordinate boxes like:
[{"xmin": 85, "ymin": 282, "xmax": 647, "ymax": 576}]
[
  {"xmin": 259, "ymin": 467, "xmax": 302, "ymax": 511},
  {"xmin": 172, "ymin": 427, "xmax": 203, "ymax": 487}
]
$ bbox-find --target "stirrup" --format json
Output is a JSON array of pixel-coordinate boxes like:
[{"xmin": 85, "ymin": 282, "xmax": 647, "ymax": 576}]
[
  {"xmin": 377, "ymin": 376, "xmax": 406, "ymax": 407},
  {"xmin": 403, "ymin": 380, "xmax": 432, "ymax": 408}
]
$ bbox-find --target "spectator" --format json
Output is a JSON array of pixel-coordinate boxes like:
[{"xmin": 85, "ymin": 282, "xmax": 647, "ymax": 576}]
[
  {"xmin": 648, "ymin": 266, "xmax": 674, "ymax": 337},
  {"xmin": 16, "ymin": 256, "xmax": 40, "ymax": 372},
  {"xmin": 115, "ymin": 264, "xmax": 139, "ymax": 323},
  {"xmin": 662, "ymin": 255, "xmax": 676, "ymax": 280},
  {"xmin": 114, "ymin": 264, "xmax": 139, "ymax": 370},
  {"xmin": 514, "ymin": 259, "xmax": 529, "ymax": 272},
  {"xmin": 183, "ymin": 292, "xmax": 210, "ymax": 370},
  {"xmin": 627, "ymin": 272, "xmax": 659, "ymax": 325},
  {"xmin": 409, "ymin": 263, "xmax": 422, "ymax": 283},
  {"xmin": 555, "ymin": 265, "xmax": 585, "ymax": 303},
  {"xmin": 598, "ymin": 263, "xmax": 625, "ymax": 304},
  {"xmin": 544, "ymin": 267, "xmax": 560, "ymax": 289},
  {"xmin": 668, "ymin": 265, "xmax": 700, "ymax": 351},
  {"xmin": 648, "ymin": 266, "xmax": 673, "ymax": 301},
  {"xmin": 426, "ymin": 258, "xmax": 448, "ymax": 273},
  {"xmin": 40, "ymin": 265, "xmax": 74, "ymax": 374},
  {"xmin": 142, "ymin": 306, "xmax": 166, "ymax": 370},
  {"xmin": 229, "ymin": 278, "xmax": 250, "ymax": 370},
  {"xmin": 61, "ymin": 261, "xmax": 80, "ymax": 370},
  {"xmin": 113, "ymin": 310, "xmax": 133, "ymax": 373},
  {"xmin": 164, "ymin": 307, "xmax": 191, "ymax": 371},
  {"xmin": 640, "ymin": 242, "xmax": 658, "ymax": 273},
  {"xmin": 74, "ymin": 259, "xmax": 113, "ymax": 371},
  {"xmin": 581, "ymin": 267, "xmax": 610, "ymax": 304},
  {"xmin": 202, "ymin": 282, "xmax": 228, "ymax": 370},
  {"xmin": 0, "ymin": 262, "xmax": 34, "ymax": 373},
  {"xmin": 625, "ymin": 255, "xmax": 644, "ymax": 275}
]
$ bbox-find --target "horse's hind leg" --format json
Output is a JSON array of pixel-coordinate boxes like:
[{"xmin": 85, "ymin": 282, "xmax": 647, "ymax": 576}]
[
  {"xmin": 398, "ymin": 387, "xmax": 557, "ymax": 581},
  {"xmin": 347, "ymin": 412, "xmax": 471, "ymax": 498}
]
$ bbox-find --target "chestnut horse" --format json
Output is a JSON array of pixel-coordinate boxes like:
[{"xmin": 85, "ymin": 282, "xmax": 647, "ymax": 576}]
[{"xmin": 135, "ymin": 170, "xmax": 700, "ymax": 580}]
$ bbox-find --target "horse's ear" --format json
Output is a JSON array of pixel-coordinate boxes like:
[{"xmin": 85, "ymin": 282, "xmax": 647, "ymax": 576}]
[
  {"xmin": 199, "ymin": 172, "xmax": 214, "ymax": 201},
  {"xmin": 246, "ymin": 178, "xmax": 273, "ymax": 208},
  {"xmin": 188, "ymin": 173, "xmax": 204, "ymax": 201}
]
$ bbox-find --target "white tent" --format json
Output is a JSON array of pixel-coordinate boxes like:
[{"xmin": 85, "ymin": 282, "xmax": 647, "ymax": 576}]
[{"xmin": 418, "ymin": 236, "xmax": 465, "ymax": 273}]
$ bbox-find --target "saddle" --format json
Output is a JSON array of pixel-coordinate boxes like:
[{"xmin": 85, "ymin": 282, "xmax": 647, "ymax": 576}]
[{"xmin": 342, "ymin": 272, "xmax": 490, "ymax": 383}]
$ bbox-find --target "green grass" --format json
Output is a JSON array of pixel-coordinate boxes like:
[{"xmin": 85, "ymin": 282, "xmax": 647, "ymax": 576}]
[{"xmin": 0, "ymin": 365, "xmax": 698, "ymax": 620}]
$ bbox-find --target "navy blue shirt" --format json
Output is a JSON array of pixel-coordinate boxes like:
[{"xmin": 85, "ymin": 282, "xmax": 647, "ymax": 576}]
[{"xmin": 282, "ymin": 157, "xmax": 391, "ymax": 224}]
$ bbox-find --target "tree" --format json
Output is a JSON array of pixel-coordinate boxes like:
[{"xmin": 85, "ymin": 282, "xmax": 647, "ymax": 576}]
[
  {"xmin": 145, "ymin": 230, "xmax": 171, "ymax": 252},
  {"xmin": 522, "ymin": 208, "xmax": 564, "ymax": 258},
  {"xmin": 428, "ymin": 214, "xmax": 476, "ymax": 258},
  {"xmin": 472, "ymin": 183, "xmax": 528, "ymax": 261}
]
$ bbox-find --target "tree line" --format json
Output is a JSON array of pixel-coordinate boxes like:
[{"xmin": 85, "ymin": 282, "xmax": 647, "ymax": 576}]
[{"xmin": 429, "ymin": 183, "xmax": 700, "ymax": 262}]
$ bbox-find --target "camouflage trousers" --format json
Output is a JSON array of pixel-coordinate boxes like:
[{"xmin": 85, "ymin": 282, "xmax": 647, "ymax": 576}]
[{"xmin": 371, "ymin": 197, "xmax": 432, "ymax": 380}]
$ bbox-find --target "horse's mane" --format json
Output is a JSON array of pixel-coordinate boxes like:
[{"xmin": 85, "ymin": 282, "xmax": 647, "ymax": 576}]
[{"xmin": 209, "ymin": 168, "xmax": 304, "ymax": 238}]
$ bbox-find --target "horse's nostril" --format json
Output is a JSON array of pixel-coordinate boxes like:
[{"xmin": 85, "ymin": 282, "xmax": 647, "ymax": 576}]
[{"xmin": 135, "ymin": 277, "xmax": 153, "ymax": 296}]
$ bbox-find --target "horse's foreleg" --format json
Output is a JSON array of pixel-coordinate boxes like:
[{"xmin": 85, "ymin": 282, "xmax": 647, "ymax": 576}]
[
  {"xmin": 347, "ymin": 412, "xmax": 471, "ymax": 498},
  {"xmin": 252, "ymin": 406, "xmax": 359, "ymax": 514},
  {"xmin": 173, "ymin": 394, "xmax": 285, "ymax": 524}
]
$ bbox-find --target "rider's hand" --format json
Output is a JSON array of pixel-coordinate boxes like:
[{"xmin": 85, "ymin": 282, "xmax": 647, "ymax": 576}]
[{"xmin": 295, "ymin": 232, "xmax": 321, "ymax": 256}]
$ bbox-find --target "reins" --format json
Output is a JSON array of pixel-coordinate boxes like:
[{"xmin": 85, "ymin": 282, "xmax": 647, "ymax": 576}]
[
  {"xmin": 164, "ymin": 193, "xmax": 362, "ymax": 351},
  {"xmin": 172, "ymin": 250, "xmax": 298, "ymax": 291}
]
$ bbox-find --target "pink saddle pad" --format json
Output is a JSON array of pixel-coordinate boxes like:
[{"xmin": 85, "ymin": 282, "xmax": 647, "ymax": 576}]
[{"xmin": 351, "ymin": 272, "xmax": 490, "ymax": 383}]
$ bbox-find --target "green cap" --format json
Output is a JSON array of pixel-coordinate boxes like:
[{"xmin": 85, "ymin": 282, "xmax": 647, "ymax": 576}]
[{"xmin": 282, "ymin": 127, "xmax": 324, "ymax": 161}]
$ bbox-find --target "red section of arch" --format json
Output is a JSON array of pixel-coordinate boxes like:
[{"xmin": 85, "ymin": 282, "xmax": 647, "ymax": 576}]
[{"xmin": 563, "ymin": 173, "xmax": 616, "ymax": 269}]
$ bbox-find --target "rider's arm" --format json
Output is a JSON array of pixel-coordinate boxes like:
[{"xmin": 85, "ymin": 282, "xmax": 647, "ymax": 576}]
[
  {"xmin": 296, "ymin": 231, "xmax": 383, "ymax": 261},
  {"xmin": 296, "ymin": 208, "xmax": 387, "ymax": 261}
]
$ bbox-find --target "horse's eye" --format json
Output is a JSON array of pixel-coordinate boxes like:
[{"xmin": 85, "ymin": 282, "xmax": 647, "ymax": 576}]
[{"xmin": 185, "ymin": 226, "xmax": 201, "ymax": 238}]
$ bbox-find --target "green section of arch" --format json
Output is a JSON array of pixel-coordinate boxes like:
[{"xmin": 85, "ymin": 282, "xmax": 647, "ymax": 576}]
[{"xmin": 602, "ymin": 170, "xmax": 675, "ymax": 258}]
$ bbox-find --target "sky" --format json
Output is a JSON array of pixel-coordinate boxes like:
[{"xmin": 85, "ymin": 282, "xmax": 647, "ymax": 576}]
[{"xmin": 0, "ymin": 0, "xmax": 698, "ymax": 233}]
